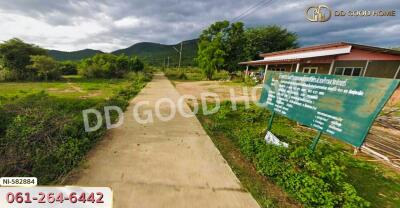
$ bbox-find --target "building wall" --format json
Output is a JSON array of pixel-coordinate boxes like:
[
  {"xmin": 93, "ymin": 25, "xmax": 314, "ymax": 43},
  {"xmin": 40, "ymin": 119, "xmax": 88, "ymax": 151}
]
[
  {"xmin": 268, "ymin": 64, "xmax": 294, "ymax": 72},
  {"xmin": 299, "ymin": 63, "xmax": 331, "ymax": 74},
  {"xmin": 261, "ymin": 60, "xmax": 400, "ymax": 79},
  {"xmin": 333, "ymin": 60, "xmax": 367, "ymax": 68},
  {"xmin": 364, "ymin": 61, "xmax": 400, "ymax": 78}
]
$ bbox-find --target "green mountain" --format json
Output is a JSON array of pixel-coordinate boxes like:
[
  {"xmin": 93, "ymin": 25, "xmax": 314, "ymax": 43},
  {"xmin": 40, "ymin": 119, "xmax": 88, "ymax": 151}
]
[
  {"xmin": 47, "ymin": 39, "xmax": 198, "ymax": 66},
  {"xmin": 48, "ymin": 49, "xmax": 104, "ymax": 61},
  {"xmin": 112, "ymin": 39, "xmax": 198, "ymax": 66}
]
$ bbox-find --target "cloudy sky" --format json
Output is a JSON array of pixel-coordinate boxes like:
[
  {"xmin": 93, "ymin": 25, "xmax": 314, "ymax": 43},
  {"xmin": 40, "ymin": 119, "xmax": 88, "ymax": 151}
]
[{"xmin": 0, "ymin": 0, "xmax": 399, "ymax": 52}]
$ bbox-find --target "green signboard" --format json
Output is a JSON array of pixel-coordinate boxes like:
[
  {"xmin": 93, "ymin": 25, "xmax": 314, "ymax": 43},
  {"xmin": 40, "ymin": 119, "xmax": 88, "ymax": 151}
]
[{"xmin": 259, "ymin": 72, "xmax": 400, "ymax": 147}]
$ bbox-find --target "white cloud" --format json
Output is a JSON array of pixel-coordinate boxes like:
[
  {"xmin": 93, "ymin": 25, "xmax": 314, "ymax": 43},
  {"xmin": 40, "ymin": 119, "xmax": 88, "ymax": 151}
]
[
  {"xmin": 115, "ymin": 16, "xmax": 144, "ymax": 28},
  {"xmin": 0, "ymin": 0, "xmax": 398, "ymax": 52}
]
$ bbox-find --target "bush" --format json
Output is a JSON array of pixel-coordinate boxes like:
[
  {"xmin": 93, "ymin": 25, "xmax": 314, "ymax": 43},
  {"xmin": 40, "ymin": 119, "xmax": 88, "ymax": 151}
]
[
  {"xmin": 0, "ymin": 38, "xmax": 47, "ymax": 81},
  {"xmin": 213, "ymin": 70, "xmax": 229, "ymax": 80},
  {"xmin": 201, "ymin": 102, "xmax": 371, "ymax": 207},
  {"xmin": 59, "ymin": 61, "xmax": 78, "ymax": 75},
  {"xmin": 78, "ymin": 54, "xmax": 144, "ymax": 78},
  {"xmin": 27, "ymin": 55, "xmax": 62, "ymax": 81},
  {"xmin": 165, "ymin": 68, "xmax": 204, "ymax": 81},
  {"xmin": 0, "ymin": 69, "xmax": 17, "ymax": 81}
]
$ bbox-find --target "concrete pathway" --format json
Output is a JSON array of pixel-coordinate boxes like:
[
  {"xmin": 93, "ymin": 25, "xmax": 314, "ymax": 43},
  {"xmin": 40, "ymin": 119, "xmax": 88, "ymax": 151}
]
[{"xmin": 72, "ymin": 74, "xmax": 260, "ymax": 208}]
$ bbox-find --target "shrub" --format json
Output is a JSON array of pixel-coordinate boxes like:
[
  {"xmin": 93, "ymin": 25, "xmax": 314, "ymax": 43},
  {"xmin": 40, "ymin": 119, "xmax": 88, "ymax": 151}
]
[
  {"xmin": 27, "ymin": 55, "xmax": 62, "ymax": 80},
  {"xmin": 78, "ymin": 54, "xmax": 144, "ymax": 78},
  {"xmin": 59, "ymin": 61, "xmax": 78, "ymax": 75},
  {"xmin": 202, "ymin": 102, "xmax": 371, "ymax": 207},
  {"xmin": 0, "ymin": 38, "xmax": 47, "ymax": 81}
]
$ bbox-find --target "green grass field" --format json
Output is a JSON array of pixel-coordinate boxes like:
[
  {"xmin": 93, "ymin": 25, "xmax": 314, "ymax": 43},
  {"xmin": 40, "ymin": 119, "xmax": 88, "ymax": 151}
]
[
  {"xmin": 0, "ymin": 75, "xmax": 133, "ymax": 100},
  {"xmin": 0, "ymin": 72, "xmax": 151, "ymax": 184}
]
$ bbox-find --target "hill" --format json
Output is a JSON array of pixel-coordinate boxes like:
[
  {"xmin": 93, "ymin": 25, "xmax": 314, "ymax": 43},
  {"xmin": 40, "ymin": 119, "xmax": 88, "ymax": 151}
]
[
  {"xmin": 48, "ymin": 49, "xmax": 103, "ymax": 61},
  {"xmin": 47, "ymin": 39, "xmax": 198, "ymax": 66},
  {"xmin": 112, "ymin": 39, "xmax": 198, "ymax": 66}
]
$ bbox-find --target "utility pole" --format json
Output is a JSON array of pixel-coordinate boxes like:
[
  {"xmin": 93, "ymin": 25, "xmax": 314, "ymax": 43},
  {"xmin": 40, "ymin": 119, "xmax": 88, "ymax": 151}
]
[{"xmin": 173, "ymin": 42, "xmax": 183, "ymax": 70}]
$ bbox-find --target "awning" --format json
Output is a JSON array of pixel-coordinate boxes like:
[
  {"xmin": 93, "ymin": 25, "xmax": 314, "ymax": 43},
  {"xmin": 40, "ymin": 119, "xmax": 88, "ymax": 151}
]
[
  {"xmin": 263, "ymin": 46, "xmax": 351, "ymax": 62},
  {"xmin": 239, "ymin": 59, "xmax": 300, "ymax": 66},
  {"xmin": 240, "ymin": 45, "xmax": 352, "ymax": 66}
]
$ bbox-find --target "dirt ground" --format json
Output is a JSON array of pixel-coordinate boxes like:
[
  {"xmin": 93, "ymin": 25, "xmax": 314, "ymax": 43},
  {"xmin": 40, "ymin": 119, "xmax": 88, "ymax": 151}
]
[{"xmin": 174, "ymin": 81, "xmax": 261, "ymax": 103}]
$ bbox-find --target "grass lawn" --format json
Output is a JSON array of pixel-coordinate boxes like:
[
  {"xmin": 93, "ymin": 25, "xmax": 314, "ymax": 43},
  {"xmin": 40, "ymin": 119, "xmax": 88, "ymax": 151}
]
[
  {"xmin": 196, "ymin": 102, "xmax": 400, "ymax": 208},
  {"xmin": 0, "ymin": 75, "xmax": 133, "ymax": 100}
]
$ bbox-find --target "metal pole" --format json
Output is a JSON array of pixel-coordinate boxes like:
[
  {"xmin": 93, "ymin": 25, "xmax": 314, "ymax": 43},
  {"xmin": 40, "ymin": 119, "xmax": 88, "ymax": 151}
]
[
  {"xmin": 295, "ymin": 62, "xmax": 300, "ymax": 72},
  {"xmin": 179, "ymin": 42, "xmax": 182, "ymax": 69},
  {"xmin": 310, "ymin": 131, "xmax": 322, "ymax": 152},
  {"xmin": 245, "ymin": 65, "xmax": 249, "ymax": 78},
  {"xmin": 266, "ymin": 111, "xmax": 275, "ymax": 131}
]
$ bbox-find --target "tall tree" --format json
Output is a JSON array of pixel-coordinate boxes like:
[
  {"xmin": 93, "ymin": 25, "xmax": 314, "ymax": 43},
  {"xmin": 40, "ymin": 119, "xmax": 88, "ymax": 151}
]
[
  {"xmin": 224, "ymin": 22, "xmax": 246, "ymax": 72},
  {"xmin": 196, "ymin": 35, "xmax": 225, "ymax": 80},
  {"xmin": 0, "ymin": 38, "xmax": 47, "ymax": 80},
  {"xmin": 197, "ymin": 20, "xmax": 247, "ymax": 77},
  {"xmin": 245, "ymin": 25, "xmax": 298, "ymax": 60}
]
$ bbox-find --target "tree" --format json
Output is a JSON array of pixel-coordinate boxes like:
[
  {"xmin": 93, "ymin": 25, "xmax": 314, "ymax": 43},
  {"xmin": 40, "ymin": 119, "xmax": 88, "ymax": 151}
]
[
  {"xmin": 78, "ymin": 54, "xmax": 144, "ymax": 78},
  {"xmin": 198, "ymin": 21, "xmax": 246, "ymax": 72},
  {"xmin": 224, "ymin": 22, "xmax": 246, "ymax": 72},
  {"xmin": 196, "ymin": 35, "xmax": 225, "ymax": 80},
  {"xmin": 59, "ymin": 61, "xmax": 77, "ymax": 75},
  {"xmin": 129, "ymin": 56, "xmax": 144, "ymax": 71},
  {"xmin": 28, "ymin": 55, "xmax": 61, "ymax": 81},
  {"xmin": 0, "ymin": 38, "xmax": 47, "ymax": 80},
  {"xmin": 245, "ymin": 25, "xmax": 298, "ymax": 60}
]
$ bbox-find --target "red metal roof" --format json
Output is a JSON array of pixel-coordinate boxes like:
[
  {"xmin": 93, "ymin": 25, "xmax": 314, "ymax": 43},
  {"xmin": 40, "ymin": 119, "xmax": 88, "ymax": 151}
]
[{"xmin": 259, "ymin": 42, "xmax": 400, "ymax": 57}]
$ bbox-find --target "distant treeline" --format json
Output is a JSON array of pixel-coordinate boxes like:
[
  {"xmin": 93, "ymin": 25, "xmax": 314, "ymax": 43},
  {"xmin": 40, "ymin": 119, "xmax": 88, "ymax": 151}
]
[{"xmin": 0, "ymin": 38, "xmax": 144, "ymax": 81}]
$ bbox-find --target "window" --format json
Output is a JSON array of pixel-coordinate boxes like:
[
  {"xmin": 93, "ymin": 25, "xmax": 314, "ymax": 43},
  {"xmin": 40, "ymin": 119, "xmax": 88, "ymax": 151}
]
[
  {"xmin": 334, "ymin": 67, "xmax": 363, "ymax": 76},
  {"xmin": 302, "ymin": 67, "xmax": 318, "ymax": 74},
  {"xmin": 270, "ymin": 68, "xmax": 285, "ymax": 72}
]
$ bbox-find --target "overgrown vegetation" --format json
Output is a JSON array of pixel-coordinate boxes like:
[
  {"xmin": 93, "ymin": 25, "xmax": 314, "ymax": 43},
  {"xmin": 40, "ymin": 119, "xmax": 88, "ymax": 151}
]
[
  {"xmin": 197, "ymin": 102, "xmax": 400, "ymax": 208},
  {"xmin": 78, "ymin": 53, "xmax": 144, "ymax": 78},
  {"xmin": 0, "ymin": 72, "xmax": 152, "ymax": 184},
  {"xmin": 164, "ymin": 67, "xmax": 229, "ymax": 81},
  {"xmin": 0, "ymin": 38, "xmax": 50, "ymax": 81}
]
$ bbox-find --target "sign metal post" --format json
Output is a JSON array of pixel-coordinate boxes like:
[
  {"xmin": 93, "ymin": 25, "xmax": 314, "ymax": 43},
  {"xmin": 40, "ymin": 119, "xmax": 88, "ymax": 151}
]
[
  {"xmin": 310, "ymin": 131, "xmax": 322, "ymax": 152},
  {"xmin": 266, "ymin": 111, "xmax": 275, "ymax": 131}
]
